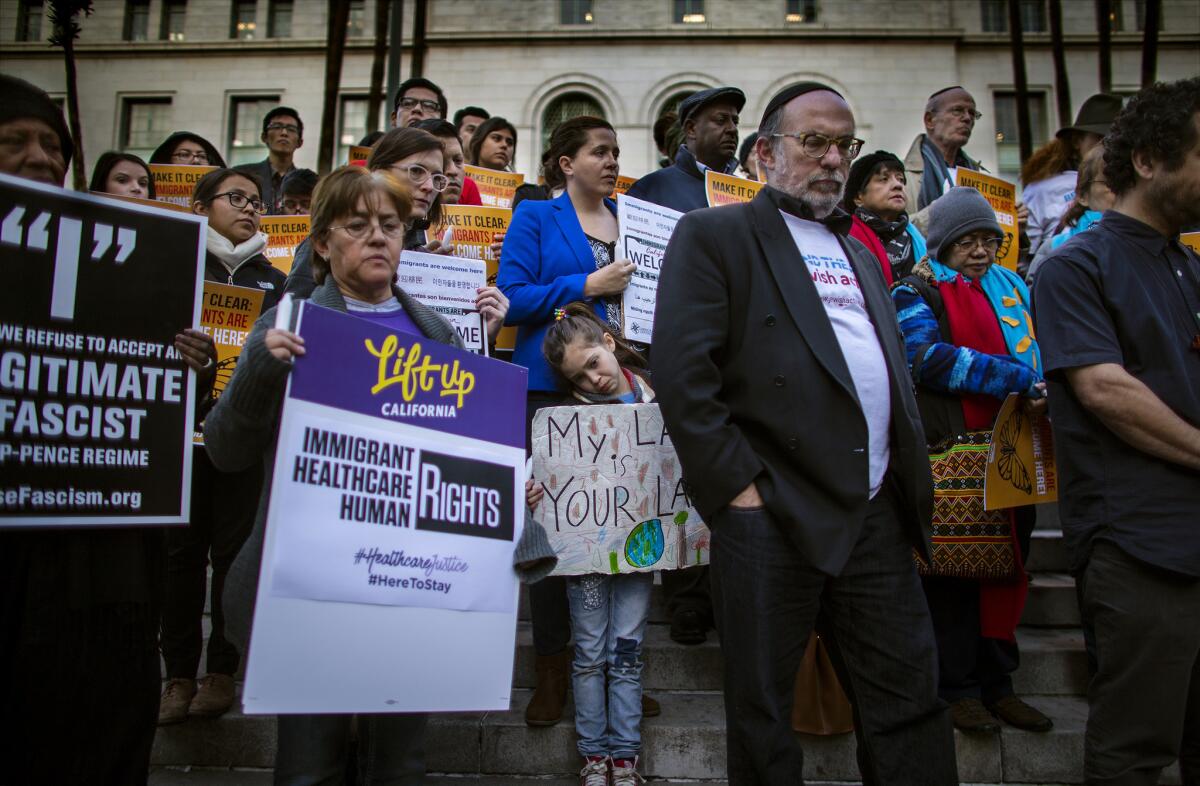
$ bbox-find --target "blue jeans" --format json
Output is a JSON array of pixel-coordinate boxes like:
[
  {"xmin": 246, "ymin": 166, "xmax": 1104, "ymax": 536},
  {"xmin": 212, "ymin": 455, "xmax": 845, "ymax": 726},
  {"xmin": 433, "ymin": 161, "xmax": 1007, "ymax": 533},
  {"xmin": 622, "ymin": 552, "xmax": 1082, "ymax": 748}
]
[{"xmin": 566, "ymin": 572, "xmax": 654, "ymax": 759}]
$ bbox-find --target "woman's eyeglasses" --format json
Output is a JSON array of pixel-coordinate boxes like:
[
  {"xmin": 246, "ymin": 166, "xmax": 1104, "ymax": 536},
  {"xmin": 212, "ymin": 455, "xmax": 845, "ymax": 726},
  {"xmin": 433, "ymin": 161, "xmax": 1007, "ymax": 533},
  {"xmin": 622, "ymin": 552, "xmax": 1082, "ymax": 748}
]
[
  {"xmin": 214, "ymin": 191, "xmax": 268, "ymax": 214},
  {"xmin": 393, "ymin": 164, "xmax": 449, "ymax": 192},
  {"xmin": 171, "ymin": 150, "xmax": 210, "ymax": 164},
  {"xmin": 951, "ymin": 236, "xmax": 1003, "ymax": 253},
  {"xmin": 329, "ymin": 218, "xmax": 407, "ymax": 240}
]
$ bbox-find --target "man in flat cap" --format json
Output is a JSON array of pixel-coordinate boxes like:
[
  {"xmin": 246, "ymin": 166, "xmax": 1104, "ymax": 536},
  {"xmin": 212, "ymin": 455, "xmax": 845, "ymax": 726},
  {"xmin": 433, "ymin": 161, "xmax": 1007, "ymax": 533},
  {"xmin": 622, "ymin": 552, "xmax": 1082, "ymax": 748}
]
[
  {"xmin": 903, "ymin": 85, "xmax": 984, "ymax": 229},
  {"xmin": 626, "ymin": 86, "xmax": 745, "ymax": 213},
  {"xmin": 652, "ymin": 82, "xmax": 956, "ymax": 784}
]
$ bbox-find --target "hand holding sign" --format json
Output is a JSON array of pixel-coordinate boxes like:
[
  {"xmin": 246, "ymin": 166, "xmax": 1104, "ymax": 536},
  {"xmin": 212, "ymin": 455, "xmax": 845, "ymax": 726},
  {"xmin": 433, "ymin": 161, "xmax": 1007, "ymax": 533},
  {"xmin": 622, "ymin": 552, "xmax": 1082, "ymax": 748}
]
[
  {"xmin": 174, "ymin": 328, "xmax": 217, "ymax": 378},
  {"xmin": 585, "ymin": 259, "xmax": 635, "ymax": 297}
]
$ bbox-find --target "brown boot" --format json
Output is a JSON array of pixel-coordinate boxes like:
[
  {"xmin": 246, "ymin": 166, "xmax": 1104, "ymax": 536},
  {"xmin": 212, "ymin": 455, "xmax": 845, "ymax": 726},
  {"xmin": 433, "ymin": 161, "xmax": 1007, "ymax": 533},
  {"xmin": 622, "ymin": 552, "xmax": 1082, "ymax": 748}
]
[
  {"xmin": 188, "ymin": 673, "xmax": 236, "ymax": 718},
  {"xmin": 525, "ymin": 650, "xmax": 571, "ymax": 727},
  {"xmin": 988, "ymin": 695, "xmax": 1054, "ymax": 732},
  {"xmin": 157, "ymin": 678, "xmax": 196, "ymax": 725}
]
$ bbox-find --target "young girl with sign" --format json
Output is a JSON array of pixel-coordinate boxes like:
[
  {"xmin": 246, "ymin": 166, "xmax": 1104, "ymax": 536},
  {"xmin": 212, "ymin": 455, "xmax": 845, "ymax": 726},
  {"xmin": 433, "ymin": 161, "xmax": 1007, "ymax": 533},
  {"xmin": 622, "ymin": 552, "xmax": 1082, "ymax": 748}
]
[{"xmin": 535, "ymin": 302, "xmax": 653, "ymax": 786}]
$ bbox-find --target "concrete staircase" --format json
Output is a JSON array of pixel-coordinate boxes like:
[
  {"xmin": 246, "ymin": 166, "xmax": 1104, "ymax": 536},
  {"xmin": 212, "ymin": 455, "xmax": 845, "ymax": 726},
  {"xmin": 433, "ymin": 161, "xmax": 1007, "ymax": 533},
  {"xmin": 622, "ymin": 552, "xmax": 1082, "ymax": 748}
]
[{"xmin": 151, "ymin": 511, "xmax": 1182, "ymax": 784}]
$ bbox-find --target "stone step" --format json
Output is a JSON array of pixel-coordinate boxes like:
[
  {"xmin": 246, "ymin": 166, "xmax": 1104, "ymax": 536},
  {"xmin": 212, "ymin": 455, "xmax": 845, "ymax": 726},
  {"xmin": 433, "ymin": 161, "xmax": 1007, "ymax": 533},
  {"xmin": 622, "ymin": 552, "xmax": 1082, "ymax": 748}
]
[
  {"xmin": 511, "ymin": 624, "xmax": 1086, "ymax": 696},
  {"xmin": 1025, "ymin": 529, "xmax": 1069, "ymax": 574},
  {"xmin": 1024, "ymin": 573, "xmax": 1081, "ymax": 627},
  {"xmin": 153, "ymin": 689, "xmax": 1181, "ymax": 783}
]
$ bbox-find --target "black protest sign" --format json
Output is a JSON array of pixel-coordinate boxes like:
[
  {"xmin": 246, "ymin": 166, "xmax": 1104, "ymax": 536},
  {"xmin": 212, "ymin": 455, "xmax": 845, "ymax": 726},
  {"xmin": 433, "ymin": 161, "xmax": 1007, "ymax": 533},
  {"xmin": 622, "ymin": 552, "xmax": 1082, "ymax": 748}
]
[{"xmin": 0, "ymin": 174, "xmax": 205, "ymax": 527}]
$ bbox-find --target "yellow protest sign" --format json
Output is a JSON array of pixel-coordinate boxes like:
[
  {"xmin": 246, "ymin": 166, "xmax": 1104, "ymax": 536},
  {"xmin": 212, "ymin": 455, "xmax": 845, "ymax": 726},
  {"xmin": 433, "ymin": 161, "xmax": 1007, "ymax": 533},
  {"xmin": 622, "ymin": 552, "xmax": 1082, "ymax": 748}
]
[
  {"xmin": 260, "ymin": 215, "xmax": 311, "ymax": 276},
  {"xmin": 149, "ymin": 164, "xmax": 217, "ymax": 208},
  {"xmin": 429, "ymin": 204, "xmax": 516, "ymax": 351},
  {"xmin": 349, "ymin": 145, "xmax": 373, "ymax": 164},
  {"xmin": 609, "ymin": 175, "xmax": 638, "ymax": 199},
  {"xmin": 194, "ymin": 282, "xmax": 266, "ymax": 443},
  {"xmin": 955, "ymin": 169, "xmax": 1019, "ymax": 271},
  {"xmin": 91, "ymin": 191, "xmax": 192, "ymax": 213},
  {"xmin": 1181, "ymin": 232, "xmax": 1200, "ymax": 254},
  {"xmin": 984, "ymin": 394, "xmax": 1058, "ymax": 510},
  {"xmin": 464, "ymin": 165, "xmax": 524, "ymax": 209},
  {"xmin": 705, "ymin": 170, "xmax": 764, "ymax": 207}
]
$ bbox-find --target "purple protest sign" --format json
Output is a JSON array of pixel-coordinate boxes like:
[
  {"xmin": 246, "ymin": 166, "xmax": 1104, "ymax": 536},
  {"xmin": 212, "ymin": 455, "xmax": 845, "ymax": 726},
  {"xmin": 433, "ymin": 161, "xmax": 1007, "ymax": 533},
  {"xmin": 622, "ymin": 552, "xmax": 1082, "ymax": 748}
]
[{"xmin": 289, "ymin": 303, "xmax": 527, "ymax": 451}]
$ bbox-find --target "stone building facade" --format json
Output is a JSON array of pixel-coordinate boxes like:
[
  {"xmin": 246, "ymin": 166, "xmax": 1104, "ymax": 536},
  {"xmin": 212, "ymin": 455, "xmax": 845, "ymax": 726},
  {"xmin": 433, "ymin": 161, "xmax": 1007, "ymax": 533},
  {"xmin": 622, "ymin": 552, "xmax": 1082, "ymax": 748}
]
[{"xmin": 2, "ymin": 0, "xmax": 1197, "ymax": 186}]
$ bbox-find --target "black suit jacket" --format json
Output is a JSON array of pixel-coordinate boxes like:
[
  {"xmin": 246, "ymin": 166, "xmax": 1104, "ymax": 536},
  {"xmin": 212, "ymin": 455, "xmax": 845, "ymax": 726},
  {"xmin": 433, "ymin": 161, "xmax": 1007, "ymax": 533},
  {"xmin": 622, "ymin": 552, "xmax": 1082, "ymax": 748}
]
[{"xmin": 651, "ymin": 187, "xmax": 933, "ymax": 576}]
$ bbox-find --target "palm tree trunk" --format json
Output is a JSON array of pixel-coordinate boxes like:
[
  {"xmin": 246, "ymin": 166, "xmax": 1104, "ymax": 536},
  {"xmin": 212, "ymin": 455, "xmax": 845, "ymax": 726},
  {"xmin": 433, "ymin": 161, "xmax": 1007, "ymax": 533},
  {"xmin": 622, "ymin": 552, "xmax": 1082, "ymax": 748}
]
[
  {"xmin": 1008, "ymin": 0, "xmax": 1033, "ymax": 164},
  {"xmin": 62, "ymin": 32, "xmax": 86, "ymax": 190},
  {"xmin": 410, "ymin": 0, "xmax": 428, "ymax": 78},
  {"xmin": 1096, "ymin": 0, "xmax": 1113, "ymax": 93},
  {"xmin": 1049, "ymin": 0, "xmax": 1072, "ymax": 128},
  {"xmin": 318, "ymin": 0, "xmax": 350, "ymax": 174},
  {"xmin": 366, "ymin": 0, "xmax": 389, "ymax": 134},
  {"xmin": 1141, "ymin": 0, "xmax": 1161, "ymax": 87}
]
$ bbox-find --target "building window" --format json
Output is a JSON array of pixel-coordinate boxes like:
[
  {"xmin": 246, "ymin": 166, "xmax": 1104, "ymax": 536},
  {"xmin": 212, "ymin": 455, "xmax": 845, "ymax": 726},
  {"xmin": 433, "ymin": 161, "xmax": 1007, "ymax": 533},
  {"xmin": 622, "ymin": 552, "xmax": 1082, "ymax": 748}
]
[
  {"xmin": 268, "ymin": 0, "xmax": 292, "ymax": 37},
  {"xmin": 993, "ymin": 90, "xmax": 1047, "ymax": 184},
  {"xmin": 347, "ymin": 0, "xmax": 366, "ymax": 36},
  {"xmin": 160, "ymin": 0, "xmax": 186, "ymax": 41},
  {"xmin": 1134, "ymin": 0, "xmax": 1163, "ymax": 31},
  {"xmin": 541, "ymin": 93, "xmax": 606, "ymax": 151},
  {"xmin": 786, "ymin": 0, "xmax": 817, "ymax": 23},
  {"xmin": 227, "ymin": 96, "xmax": 279, "ymax": 166},
  {"xmin": 231, "ymin": 0, "xmax": 257, "ymax": 39},
  {"xmin": 16, "ymin": 0, "xmax": 43, "ymax": 42},
  {"xmin": 673, "ymin": 0, "xmax": 705, "ymax": 24},
  {"xmin": 981, "ymin": 0, "xmax": 1046, "ymax": 33},
  {"xmin": 560, "ymin": 0, "xmax": 593, "ymax": 24},
  {"xmin": 1105, "ymin": 0, "xmax": 1124, "ymax": 31},
  {"xmin": 337, "ymin": 96, "xmax": 369, "ymax": 165},
  {"xmin": 121, "ymin": 98, "xmax": 173, "ymax": 160},
  {"xmin": 124, "ymin": 0, "xmax": 150, "ymax": 41}
]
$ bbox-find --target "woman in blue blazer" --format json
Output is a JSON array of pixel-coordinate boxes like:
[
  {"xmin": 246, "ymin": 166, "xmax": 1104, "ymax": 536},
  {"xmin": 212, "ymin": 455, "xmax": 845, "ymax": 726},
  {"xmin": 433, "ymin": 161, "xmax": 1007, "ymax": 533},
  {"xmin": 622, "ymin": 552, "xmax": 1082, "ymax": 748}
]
[
  {"xmin": 499, "ymin": 116, "xmax": 633, "ymax": 401},
  {"xmin": 496, "ymin": 115, "xmax": 634, "ymax": 728}
]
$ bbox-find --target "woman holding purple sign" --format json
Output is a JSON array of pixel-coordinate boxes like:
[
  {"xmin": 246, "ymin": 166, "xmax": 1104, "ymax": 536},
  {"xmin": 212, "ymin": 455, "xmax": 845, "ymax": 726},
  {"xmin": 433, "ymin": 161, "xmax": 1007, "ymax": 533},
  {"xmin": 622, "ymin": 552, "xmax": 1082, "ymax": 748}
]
[{"xmin": 204, "ymin": 165, "xmax": 554, "ymax": 784}]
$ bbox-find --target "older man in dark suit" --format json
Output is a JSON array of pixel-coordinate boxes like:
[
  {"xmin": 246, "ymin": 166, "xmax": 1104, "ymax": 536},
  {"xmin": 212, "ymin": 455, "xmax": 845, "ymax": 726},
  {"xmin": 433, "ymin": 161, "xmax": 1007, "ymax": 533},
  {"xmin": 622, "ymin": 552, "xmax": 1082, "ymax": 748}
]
[{"xmin": 652, "ymin": 82, "xmax": 956, "ymax": 785}]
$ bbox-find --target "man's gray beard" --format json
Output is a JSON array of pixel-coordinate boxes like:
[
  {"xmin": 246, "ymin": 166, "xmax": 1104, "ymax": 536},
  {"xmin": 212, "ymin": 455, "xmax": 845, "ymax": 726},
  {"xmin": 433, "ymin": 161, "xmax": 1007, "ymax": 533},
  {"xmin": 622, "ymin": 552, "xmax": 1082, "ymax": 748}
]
[{"xmin": 768, "ymin": 158, "xmax": 846, "ymax": 219}]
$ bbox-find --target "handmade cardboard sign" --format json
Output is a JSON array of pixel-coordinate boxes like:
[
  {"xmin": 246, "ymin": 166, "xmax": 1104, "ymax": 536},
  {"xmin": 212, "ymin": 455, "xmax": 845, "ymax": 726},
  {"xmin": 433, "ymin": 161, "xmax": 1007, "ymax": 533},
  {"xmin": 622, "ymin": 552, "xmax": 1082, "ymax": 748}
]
[
  {"xmin": 705, "ymin": 170, "xmax": 764, "ymax": 207},
  {"xmin": 531, "ymin": 403, "xmax": 708, "ymax": 575},
  {"xmin": 956, "ymin": 169, "xmax": 1020, "ymax": 271},
  {"xmin": 396, "ymin": 250, "xmax": 488, "ymax": 353},
  {"xmin": 0, "ymin": 174, "xmax": 204, "ymax": 527},
  {"xmin": 244, "ymin": 302, "xmax": 528, "ymax": 714},
  {"xmin": 259, "ymin": 215, "xmax": 311, "ymax": 276},
  {"xmin": 463, "ymin": 165, "xmax": 524, "ymax": 209},
  {"xmin": 617, "ymin": 194, "xmax": 681, "ymax": 342},
  {"xmin": 984, "ymin": 393, "xmax": 1058, "ymax": 510},
  {"xmin": 149, "ymin": 164, "xmax": 217, "ymax": 208}
]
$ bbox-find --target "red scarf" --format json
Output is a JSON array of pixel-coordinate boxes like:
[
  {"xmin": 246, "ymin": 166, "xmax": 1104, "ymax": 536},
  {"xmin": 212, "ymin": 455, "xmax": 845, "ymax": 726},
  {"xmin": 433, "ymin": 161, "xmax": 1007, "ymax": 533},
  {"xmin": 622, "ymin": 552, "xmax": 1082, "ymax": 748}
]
[{"xmin": 937, "ymin": 275, "xmax": 1028, "ymax": 641}]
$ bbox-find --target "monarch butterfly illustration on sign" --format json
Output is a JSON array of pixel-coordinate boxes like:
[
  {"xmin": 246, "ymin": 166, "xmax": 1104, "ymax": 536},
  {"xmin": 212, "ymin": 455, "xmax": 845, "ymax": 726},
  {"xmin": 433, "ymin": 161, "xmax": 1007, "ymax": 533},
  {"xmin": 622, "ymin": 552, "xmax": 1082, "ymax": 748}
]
[
  {"xmin": 994, "ymin": 405, "xmax": 1032, "ymax": 494},
  {"xmin": 984, "ymin": 394, "xmax": 1059, "ymax": 510}
]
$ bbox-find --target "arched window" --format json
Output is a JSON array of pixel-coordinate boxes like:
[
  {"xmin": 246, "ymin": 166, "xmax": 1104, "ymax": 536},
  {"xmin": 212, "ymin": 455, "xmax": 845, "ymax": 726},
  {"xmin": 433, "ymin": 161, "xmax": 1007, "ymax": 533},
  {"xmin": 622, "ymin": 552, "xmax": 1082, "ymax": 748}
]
[{"xmin": 540, "ymin": 92, "xmax": 606, "ymax": 151}]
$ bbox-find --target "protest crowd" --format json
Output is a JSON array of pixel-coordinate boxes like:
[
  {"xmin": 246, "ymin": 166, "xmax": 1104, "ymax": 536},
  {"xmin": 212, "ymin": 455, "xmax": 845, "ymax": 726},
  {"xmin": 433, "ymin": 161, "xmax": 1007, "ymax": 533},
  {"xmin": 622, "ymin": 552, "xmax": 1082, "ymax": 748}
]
[{"xmin": 1, "ymin": 58, "xmax": 1198, "ymax": 786}]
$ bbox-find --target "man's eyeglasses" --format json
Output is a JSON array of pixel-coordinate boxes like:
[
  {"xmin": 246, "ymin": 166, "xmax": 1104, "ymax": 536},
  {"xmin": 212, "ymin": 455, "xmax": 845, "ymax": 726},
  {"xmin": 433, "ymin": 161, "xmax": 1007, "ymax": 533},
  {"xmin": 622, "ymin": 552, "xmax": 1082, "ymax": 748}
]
[
  {"xmin": 393, "ymin": 163, "xmax": 449, "ymax": 192},
  {"xmin": 281, "ymin": 198, "xmax": 310, "ymax": 214},
  {"xmin": 398, "ymin": 97, "xmax": 440, "ymax": 114},
  {"xmin": 771, "ymin": 132, "xmax": 865, "ymax": 161},
  {"xmin": 944, "ymin": 105, "xmax": 983, "ymax": 121},
  {"xmin": 171, "ymin": 150, "xmax": 210, "ymax": 164},
  {"xmin": 330, "ymin": 218, "xmax": 407, "ymax": 240},
  {"xmin": 213, "ymin": 191, "xmax": 268, "ymax": 214},
  {"xmin": 951, "ymin": 236, "xmax": 1003, "ymax": 253},
  {"xmin": 266, "ymin": 123, "xmax": 301, "ymax": 136}
]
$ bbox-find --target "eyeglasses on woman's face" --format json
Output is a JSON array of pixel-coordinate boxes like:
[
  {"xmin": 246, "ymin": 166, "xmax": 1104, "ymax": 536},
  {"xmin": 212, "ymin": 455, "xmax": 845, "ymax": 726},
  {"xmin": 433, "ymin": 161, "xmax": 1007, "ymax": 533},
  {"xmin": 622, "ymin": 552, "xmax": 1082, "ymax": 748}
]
[
  {"xmin": 951, "ymin": 235, "xmax": 1003, "ymax": 253},
  {"xmin": 329, "ymin": 217, "xmax": 407, "ymax": 240},
  {"xmin": 392, "ymin": 163, "xmax": 449, "ymax": 192},
  {"xmin": 172, "ymin": 148, "xmax": 210, "ymax": 164},
  {"xmin": 214, "ymin": 191, "xmax": 268, "ymax": 214}
]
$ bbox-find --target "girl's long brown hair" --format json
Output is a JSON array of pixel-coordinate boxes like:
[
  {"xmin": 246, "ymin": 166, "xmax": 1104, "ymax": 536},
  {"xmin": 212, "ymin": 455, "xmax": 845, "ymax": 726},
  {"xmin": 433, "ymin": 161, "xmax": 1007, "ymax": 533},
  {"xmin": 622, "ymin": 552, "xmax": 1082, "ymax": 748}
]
[
  {"xmin": 542, "ymin": 301, "xmax": 646, "ymax": 389},
  {"xmin": 1020, "ymin": 131, "xmax": 1084, "ymax": 186}
]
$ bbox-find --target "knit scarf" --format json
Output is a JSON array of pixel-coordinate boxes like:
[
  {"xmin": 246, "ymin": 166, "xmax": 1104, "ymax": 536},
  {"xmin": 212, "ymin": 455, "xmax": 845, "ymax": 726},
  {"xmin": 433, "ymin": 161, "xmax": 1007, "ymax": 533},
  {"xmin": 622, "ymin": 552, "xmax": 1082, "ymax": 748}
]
[
  {"xmin": 926, "ymin": 256, "xmax": 1042, "ymax": 379},
  {"xmin": 918, "ymin": 136, "xmax": 974, "ymax": 210},
  {"xmin": 206, "ymin": 227, "xmax": 267, "ymax": 275},
  {"xmin": 857, "ymin": 207, "xmax": 915, "ymax": 275}
]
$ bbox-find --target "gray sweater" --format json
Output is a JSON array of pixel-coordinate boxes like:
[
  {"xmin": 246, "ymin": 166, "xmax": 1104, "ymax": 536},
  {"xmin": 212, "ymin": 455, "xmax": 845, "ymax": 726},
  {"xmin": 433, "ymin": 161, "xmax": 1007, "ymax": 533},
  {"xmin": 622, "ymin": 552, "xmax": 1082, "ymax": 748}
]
[{"xmin": 204, "ymin": 278, "xmax": 556, "ymax": 653}]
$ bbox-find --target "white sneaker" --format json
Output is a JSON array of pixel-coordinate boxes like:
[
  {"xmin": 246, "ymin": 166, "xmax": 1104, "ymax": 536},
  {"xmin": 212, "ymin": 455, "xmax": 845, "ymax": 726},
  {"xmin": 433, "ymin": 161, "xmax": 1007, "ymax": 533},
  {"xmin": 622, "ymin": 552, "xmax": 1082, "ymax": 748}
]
[
  {"xmin": 611, "ymin": 756, "xmax": 644, "ymax": 786},
  {"xmin": 579, "ymin": 756, "xmax": 608, "ymax": 786}
]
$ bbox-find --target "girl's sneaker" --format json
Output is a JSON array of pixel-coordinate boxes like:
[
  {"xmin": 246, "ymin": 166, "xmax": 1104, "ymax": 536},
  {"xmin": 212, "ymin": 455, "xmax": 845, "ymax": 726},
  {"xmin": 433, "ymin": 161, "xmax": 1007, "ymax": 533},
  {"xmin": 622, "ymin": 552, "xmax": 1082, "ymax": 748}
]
[
  {"xmin": 578, "ymin": 755, "xmax": 609, "ymax": 786},
  {"xmin": 611, "ymin": 757, "xmax": 644, "ymax": 785}
]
